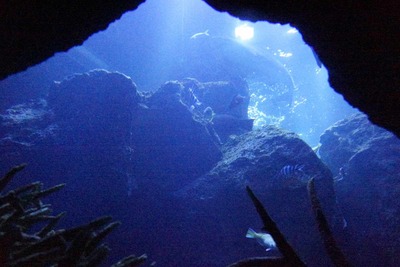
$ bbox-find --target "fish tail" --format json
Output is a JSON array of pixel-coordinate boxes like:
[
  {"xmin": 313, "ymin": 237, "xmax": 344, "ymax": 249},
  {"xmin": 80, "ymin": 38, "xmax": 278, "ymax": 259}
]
[{"xmin": 246, "ymin": 227, "xmax": 257, "ymax": 239}]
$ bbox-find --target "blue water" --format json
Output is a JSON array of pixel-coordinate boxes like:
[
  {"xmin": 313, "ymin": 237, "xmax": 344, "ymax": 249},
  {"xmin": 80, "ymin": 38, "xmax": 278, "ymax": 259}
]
[
  {"xmin": 0, "ymin": 0, "xmax": 356, "ymax": 147},
  {"xmin": 3, "ymin": 0, "xmax": 398, "ymax": 267}
]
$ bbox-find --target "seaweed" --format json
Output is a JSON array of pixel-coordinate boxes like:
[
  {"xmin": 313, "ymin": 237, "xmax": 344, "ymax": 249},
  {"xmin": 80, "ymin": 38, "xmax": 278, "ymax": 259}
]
[
  {"xmin": 229, "ymin": 180, "xmax": 351, "ymax": 267},
  {"xmin": 0, "ymin": 164, "xmax": 146, "ymax": 267},
  {"xmin": 307, "ymin": 177, "xmax": 351, "ymax": 267},
  {"xmin": 227, "ymin": 186, "xmax": 306, "ymax": 267}
]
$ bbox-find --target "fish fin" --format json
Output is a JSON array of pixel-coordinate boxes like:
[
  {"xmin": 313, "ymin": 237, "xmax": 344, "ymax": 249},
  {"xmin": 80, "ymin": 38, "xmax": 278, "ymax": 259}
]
[
  {"xmin": 246, "ymin": 227, "xmax": 257, "ymax": 238},
  {"xmin": 297, "ymin": 164, "xmax": 305, "ymax": 171}
]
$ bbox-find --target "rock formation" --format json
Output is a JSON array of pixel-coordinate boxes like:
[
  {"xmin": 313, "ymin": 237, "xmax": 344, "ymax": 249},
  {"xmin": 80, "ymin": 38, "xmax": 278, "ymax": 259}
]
[
  {"xmin": 176, "ymin": 126, "xmax": 341, "ymax": 266},
  {"xmin": 1, "ymin": 0, "xmax": 398, "ymax": 137},
  {"xmin": 0, "ymin": 69, "xmax": 352, "ymax": 266},
  {"xmin": 319, "ymin": 113, "xmax": 400, "ymax": 266}
]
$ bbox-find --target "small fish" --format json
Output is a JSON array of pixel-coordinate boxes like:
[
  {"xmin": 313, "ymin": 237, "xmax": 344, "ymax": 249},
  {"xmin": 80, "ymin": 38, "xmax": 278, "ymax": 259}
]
[
  {"xmin": 277, "ymin": 164, "xmax": 309, "ymax": 189},
  {"xmin": 246, "ymin": 228, "xmax": 277, "ymax": 251},
  {"xmin": 280, "ymin": 164, "xmax": 305, "ymax": 177},
  {"xmin": 190, "ymin": 29, "xmax": 209, "ymax": 39},
  {"xmin": 333, "ymin": 166, "xmax": 347, "ymax": 182}
]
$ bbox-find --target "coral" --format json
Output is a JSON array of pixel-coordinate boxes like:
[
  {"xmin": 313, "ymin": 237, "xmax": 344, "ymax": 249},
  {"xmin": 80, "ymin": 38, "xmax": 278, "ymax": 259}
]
[{"xmin": 0, "ymin": 164, "xmax": 146, "ymax": 267}]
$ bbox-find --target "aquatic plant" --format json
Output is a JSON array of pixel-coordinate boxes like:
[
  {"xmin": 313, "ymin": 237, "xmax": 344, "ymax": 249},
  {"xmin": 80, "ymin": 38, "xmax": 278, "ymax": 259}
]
[
  {"xmin": 0, "ymin": 164, "xmax": 146, "ymax": 267},
  {"xmin": 246, "ymin": 186, "xmax": 306, "ymax": 266},
  {"xmin": 307, "ymin": 177, "xmax": 351, "ymax": 267},
  {"xmin": 228, "ymin": 186, "xmax": 306, "ymax": 267},
  {"xmin": 230, "ymin": 181, "xmax": 351, "ymax": 267}
]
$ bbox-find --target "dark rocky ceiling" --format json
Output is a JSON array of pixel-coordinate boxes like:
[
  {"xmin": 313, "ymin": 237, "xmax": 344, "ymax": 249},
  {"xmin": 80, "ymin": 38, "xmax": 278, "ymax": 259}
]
[{"xmin": 1, "ymin": 0, "xmax": 399, "ymax": 137}]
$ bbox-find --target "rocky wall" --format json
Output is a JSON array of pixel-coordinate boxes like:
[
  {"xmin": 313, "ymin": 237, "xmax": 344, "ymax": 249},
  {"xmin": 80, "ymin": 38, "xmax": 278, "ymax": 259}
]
[{"xmin": 319, "ymin": 113, "xmax": 400, "ymax": 266}]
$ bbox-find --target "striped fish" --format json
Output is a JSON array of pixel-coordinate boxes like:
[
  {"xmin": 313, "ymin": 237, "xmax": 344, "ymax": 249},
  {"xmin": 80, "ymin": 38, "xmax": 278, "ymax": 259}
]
[
  {"xmin": 279, "ymin": 164, "xmax": 305, "ymax": 177},
  {"xmin": 276, "ymin": 164, "xmax": 309, "ymax": 189}
]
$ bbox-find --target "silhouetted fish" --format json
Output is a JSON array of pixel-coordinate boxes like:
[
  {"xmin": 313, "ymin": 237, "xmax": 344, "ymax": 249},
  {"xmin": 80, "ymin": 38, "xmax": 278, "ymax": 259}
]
[{"xmin": 190, "ymin": 29, "xmax": 209, "ymax": 39}]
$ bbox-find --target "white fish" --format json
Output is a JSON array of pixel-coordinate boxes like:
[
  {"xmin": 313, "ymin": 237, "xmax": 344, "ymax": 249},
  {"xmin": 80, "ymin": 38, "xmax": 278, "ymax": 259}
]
[
  {"xmin": 246, "ymin": 228, "xmax": 277, "ymax": 251},
  {"xmin": 190, "ymin": 29, "xmax": 209, "ymax": 39}
]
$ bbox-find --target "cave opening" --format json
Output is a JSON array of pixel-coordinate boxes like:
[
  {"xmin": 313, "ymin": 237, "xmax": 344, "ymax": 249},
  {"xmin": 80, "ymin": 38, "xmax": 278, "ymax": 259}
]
[
  {"xmin": 1, "ymin": 1, "xmax": 400, "ymax": 267},
  {"xmin": 0, "ymin": 0, "xmax": 358, "ymax": 147}
]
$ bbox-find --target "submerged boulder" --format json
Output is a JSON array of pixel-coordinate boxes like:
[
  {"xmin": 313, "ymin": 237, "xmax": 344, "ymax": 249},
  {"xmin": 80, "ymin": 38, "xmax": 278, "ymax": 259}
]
[
  {"xmin": 0, "ymin": 70, "xmax": 223, "ymax": 265},
  {"xmin": 175, "ymin": 126, "xmax": 341, "ymax": 266},
  {"xmin": 319, "ymin": 113, "xmax": 400, "ymax": 266},
  {"xmin": 0, "ymin": 70, "xmax": 142, "ymax": 225},
  {"xmin": 47, "ymin": 69, "xmax": 140, "ymax": 146},
  {"xmin": 0, "ymin": 70, "xmax": 224, "ymax": 193},
  {"xmin": 130, "ymin": 80, "xmax": 222, "ymax": 191},
  {"xmin": 178, "ymin": 78, "xmax": 254, "ymax": 143},
  {"xmin": 1, "ymin": 69, "xmax": 356, "ymax": 266}
]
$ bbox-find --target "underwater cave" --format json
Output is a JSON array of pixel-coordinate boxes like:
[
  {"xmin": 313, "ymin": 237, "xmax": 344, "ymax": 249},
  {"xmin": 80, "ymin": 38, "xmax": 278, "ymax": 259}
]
[{"xmin": 1, "ymin": 0, "xmax": 399, "ymax": 266}]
